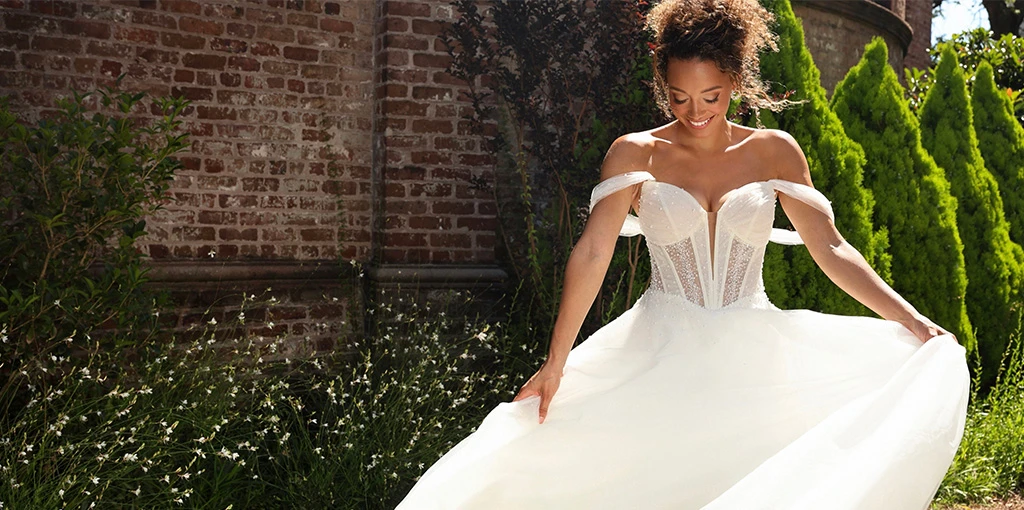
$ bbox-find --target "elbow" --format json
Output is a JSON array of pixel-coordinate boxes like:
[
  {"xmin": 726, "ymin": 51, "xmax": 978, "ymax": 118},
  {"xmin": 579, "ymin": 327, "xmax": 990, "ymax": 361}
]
[{"xmin": 572, "ymin": 235, "xmax": 615, "ymax": 265}]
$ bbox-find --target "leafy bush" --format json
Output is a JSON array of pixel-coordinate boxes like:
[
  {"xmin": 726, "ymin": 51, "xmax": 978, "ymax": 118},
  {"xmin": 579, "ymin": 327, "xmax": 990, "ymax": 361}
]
[
  {"xmin": 972, "ymin": 61, "xmax": 1024, "ymax": 248},
  {"xmin": 919, "ymin": 47, "xmax": 1024, "ymax": 386},
  {"xmin": 0, "ymin": 86, "xmax": 189, "ymax": 362},
  {"xmin": 0, "ymin": 295, "xmax": 538, "ymax": 509},
  {"xmin": 443, "ymin": 0, "xmax": 660, "ymax": 337},
  {"xmin": 831, "ymin": 38, "xmax": 974, "ymax": 349},
  {"xmin": 935, "ymin": 320, "xmax": 1024, "ymax": 505},
  {"xmin": 747, "ymin": 0, "xmax": 891, "ymax": 316},
  {"xmin": 933, "ymin": 28, "xmax": 1024, "ymax": 122}
]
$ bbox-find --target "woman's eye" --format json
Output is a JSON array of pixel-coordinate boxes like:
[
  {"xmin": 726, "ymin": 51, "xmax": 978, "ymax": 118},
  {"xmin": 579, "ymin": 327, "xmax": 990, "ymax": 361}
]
[
  {"xmin": 672, "ymin": 97, "xmax": 687, "ymax": 104},
  {"xmin": 705, "ymin": 96, "xmax": 720, "ymax": 104}
]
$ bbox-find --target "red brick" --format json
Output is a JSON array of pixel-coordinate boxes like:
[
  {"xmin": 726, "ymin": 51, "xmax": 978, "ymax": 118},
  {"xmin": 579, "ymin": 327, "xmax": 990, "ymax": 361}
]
[
  {"xmin": 411, "ymin": 19, "xmax": 442, "ymax": 36},
  {"xmin": 430, "ymin": 233, "xmax": 471, "ymax": 248},
  {"xmin": 61, "ymin": 20, "xmax": 110, "ymax": 39},
  {"xmin": 100, "ymin": 60, "xmax": 122, "ymax": 77},
  {"xmin": 219, "ymin": 228, "xmax": 258, "ymax": 241},
  {"xmin": 411, "ymin": 119, "xmax": 452, "ymax": 134},
  {"xmin": 0, "ymin": 33, "xmax": 30, "ymax": 51},
  {"xmin": 226, "ymin": 22, "xmax": 256, "ymax": 38},
  {"xmin": 86, "ymin": 41, "xmax": 131, "ymax": 58},
  {"xmin": 457, "ymin": 217, "xmax": 497, "ymax": 230},
  {"xmin": 387, "ymin": 232, "xmax": 427, "ymax": 247},
  {"xmin": 300, "ymin": 64, "xmax": 335, "ymax": 79},
  {"xmin": 4, "ymin": 13, "xmax": 56, "ymax": 32},
  {"xmin": 228, "ymin": 56, "xmax": 260, "ymax": 72},
  {"xmin": 171, "ymin": 86, "xmax": 213, "ymax": 101},
  {"xmin": 204, "ymin": 3, "xmax": 245, "ymax": 19},
  {"xmin": 300, "ymin": 228, "xmax": 334, "ymax": 242},
  {"xmin": 283, "ymin": 46, "xmax": 318, "ymax": 62},
  {"xmin": 409, "ymin": 216, "xmax": 451, "ymax": 229},
  {"xmin": 161, "ymin": 32, "xmax": 205, "ymax": 50},
  {"xmin": 161, "ymin": 0, "xmax": 202, "ymax": 15},
  {"xmin": 177, "ymin": 226, "xmax": 215, "ymax": 241},
  {"xmin": 433, "ymin": 201, "xmax": 474, "ymax": 215},
  {"xmin": 388, "ymin": 33, "xmax": 429, "ymax": 51},
  {"xmin": 288, "ymin": 79, "xmax": 306, "ymax": 93},
  {"xmin": 413, "ymin": 53, "xmax": 451, "ymax": 69},
  {"xmin": 382, "ymin": 16, "xmax": 408, "ymax": 32},
  {"xmin": 257, "ymin": 25, "xmax": 294, "ymax": 42},
  {"xmin": 180, "ymin": 16, "xmax": 224, "ymax": 36},
  {"xmin": 198, "ymin": 211, "xmax": 238, "ymax": 225},
  {"xmin": 320, "ymin": 18, "xmax": 354, "ymax": 33},
  {"xmin": 197, "ymin": 105, "xmax": 237, "ymax": 120},
  {"xmin": 386, "ymin": 1, "xmax": 430, "ymax": 17},
  {"xmin": 31, "ymin": 36, "xmax": 81, "ymax": 53},
  {"xmin": 382, "ymin": 100, "xmax": 428, "ymax": 117},
  {"xmin": 217, "ymin": 89, "xmax": 256, "ymax": 105},
  {"xmin": 412, "ymin": 86, "xmax": 452, "ymax": 100},
  {"xmin": 286, "ymin": 12, "xmax": 318, "ymax": 28},
  {"xmin": 263, "ymin": 60, "xmax": 298, "ymax": 76},
  {"xmin": 29, "ymin": 0, "xmax": 77, "ymax": 17},
  {"xmin": 173, "ymin": 69, "xmax": 194, "ymax": 83},
  {"xmin": 182, "ymin": 53, "xmax": 227, "ymax": 70},
  {"xmin": 242, "ymin": 178, "xmax": 280, "ymax": 192}
]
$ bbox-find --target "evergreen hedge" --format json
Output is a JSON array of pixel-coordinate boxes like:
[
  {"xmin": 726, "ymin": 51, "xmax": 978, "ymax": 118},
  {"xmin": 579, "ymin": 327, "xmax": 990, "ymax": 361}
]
[
  {"xmin": 830, "ymin": 38, "xmax": 974, "ymax": 349},
  {"xmin": 972, "ymin": 61, "xmax": 1024, "ymax": 247},
  {"xmin": 920, "ymin": 47, "xmax": 1024, "ymax": 383},
  {"xmin": 748, "ymin": 0, "xmax": 891, "ymax": 315}
]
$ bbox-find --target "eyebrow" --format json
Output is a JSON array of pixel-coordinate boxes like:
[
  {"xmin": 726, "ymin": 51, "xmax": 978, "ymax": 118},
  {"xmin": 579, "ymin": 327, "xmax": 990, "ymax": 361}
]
[{"xmin": 668, "ymin": 85, "xmax": 723, "ymax": 94}]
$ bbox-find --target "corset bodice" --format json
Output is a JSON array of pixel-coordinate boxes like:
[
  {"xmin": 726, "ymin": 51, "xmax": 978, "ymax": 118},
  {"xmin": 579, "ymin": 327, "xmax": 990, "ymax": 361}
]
[{"xmin": 589, "ymin": 171, "xmax": 834, "ymax": 310}]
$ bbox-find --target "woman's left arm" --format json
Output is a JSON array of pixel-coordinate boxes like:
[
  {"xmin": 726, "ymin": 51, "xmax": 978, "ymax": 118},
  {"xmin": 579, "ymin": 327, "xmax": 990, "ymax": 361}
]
[{"xmin": 770, "ymin": 131, "xmax": 953, "ymax": 344}]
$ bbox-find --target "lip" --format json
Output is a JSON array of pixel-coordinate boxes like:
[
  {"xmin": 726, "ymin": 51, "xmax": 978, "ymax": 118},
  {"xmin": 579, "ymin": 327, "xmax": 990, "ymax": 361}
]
[{"xmin": 687, "ymin": 115, "xmax": 713, "ymax": 130}]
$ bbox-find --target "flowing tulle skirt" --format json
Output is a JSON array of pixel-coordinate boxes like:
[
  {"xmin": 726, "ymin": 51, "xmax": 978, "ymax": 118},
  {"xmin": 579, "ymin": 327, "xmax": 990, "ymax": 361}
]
[{"xmin": 396, "ymin": 290, "xmax": 970, "ymax": 510}]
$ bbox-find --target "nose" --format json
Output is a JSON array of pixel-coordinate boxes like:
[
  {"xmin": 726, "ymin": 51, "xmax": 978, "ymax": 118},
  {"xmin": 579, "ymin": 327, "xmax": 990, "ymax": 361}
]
[{"xmin": 688, "ymin": 101, "xmax": 703, "ymax": 118}]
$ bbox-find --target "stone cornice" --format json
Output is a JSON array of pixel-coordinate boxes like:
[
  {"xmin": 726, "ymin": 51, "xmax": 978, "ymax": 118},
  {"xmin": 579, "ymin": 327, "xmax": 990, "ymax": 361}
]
[{"xmin": 793, "ymin": 0, "xmax": 913, "ymax": 55}]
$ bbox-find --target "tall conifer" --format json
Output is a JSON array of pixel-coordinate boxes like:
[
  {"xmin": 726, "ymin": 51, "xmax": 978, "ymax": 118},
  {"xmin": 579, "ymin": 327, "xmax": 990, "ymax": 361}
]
[
  {"xmin": 920, "ymin": 47, "xmax": 1024, "ymax": 382},
  {"xmin": 972, "ymin": 61, "xmax": 1024, "ymax": 247},
  {"xmin": 831, "ymin": 39, "xmax": 974, "ymax": 349},
  {"xmin": 749, "ymin": 0, "xmax": 891, "ymax": 315}
]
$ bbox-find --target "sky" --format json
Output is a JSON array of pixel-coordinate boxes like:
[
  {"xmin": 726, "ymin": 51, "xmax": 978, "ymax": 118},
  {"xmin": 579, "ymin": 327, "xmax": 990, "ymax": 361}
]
[{"xmin": 932, "ymin": 0, "xmax": 991, "ymax": 44}]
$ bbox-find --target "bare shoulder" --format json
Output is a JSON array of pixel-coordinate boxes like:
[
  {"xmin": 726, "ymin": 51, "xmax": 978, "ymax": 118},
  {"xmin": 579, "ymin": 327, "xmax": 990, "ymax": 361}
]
[
  {"xmin": 599, "ymin": 132, "xmax": 656, "ymax": 180},
  {"xmin": 751, "ymin": 128, "xmax": 813, "ymax": 186}
]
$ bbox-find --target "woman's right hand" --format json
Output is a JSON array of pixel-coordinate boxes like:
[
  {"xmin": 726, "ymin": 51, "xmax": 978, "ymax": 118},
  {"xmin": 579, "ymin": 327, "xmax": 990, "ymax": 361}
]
[{"xmin": 512, "ymin": 361, "xmax": 564, "ymax": 424}]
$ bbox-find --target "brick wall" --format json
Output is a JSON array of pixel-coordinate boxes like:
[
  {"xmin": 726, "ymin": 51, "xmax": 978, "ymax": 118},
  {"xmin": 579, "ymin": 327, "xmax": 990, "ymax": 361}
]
[
  {"xmin": 371, "ymin": 0, "xmax": 497, "ymax": 265},
  {"xmin": 903, "ymin": 0, "xmax": 932, "ymax": 70},
  {"xmin": 0, "ymin": 0, "xmax": 505, "ymax": 347}
]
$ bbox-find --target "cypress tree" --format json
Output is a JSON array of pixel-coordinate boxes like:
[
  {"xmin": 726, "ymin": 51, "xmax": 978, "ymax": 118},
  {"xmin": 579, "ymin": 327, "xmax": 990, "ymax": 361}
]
[
  {"xmin": 830, "ymin": 38, "xmax": 974, "ymax": 350},
  {"xmin": 972, "ymin": 61, "xmax": 1024, "ymax": 247},
  {"xmin": 749, "ymin": 0, "xmax": 891, "ymax": 315},
  {"xmin": 920, "ymin": 46, "xmax": 1024, "ymax": 382}
]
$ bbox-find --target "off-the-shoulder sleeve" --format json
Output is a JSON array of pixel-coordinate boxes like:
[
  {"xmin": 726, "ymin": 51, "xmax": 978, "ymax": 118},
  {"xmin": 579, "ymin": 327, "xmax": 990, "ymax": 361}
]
[
  {"xmin": 589, "ymin": 171, "xmax": 655, "ymax": 237},
  {"xmin": 767, "ymin": 179, "xmax": 835, "ymax": 246}
]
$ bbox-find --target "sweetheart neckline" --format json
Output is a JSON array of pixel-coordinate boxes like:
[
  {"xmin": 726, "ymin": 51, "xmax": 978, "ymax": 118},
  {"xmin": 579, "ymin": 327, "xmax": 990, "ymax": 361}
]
[{"xmin": 641, "ymin": 179, "xmax": 772, "ymax": 215}]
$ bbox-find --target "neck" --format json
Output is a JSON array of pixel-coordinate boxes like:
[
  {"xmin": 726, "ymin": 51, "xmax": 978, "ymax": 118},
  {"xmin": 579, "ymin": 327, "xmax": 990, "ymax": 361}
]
[{"xmin": 674, "ymin": 119, "xmax": 734, "ymax": 154}]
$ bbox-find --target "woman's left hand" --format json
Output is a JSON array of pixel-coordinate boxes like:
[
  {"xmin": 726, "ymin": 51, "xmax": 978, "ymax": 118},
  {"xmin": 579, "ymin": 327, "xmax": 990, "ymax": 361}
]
[{"xmin": 898, "ymin": 312, "xmax": 956, "ymax": 344}]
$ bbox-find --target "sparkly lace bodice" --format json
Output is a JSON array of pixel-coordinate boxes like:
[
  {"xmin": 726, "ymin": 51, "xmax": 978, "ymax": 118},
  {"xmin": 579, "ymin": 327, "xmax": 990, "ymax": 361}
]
[{"xmin": 589, "ymin": 171, "xmax": 835, "ymax": 310}]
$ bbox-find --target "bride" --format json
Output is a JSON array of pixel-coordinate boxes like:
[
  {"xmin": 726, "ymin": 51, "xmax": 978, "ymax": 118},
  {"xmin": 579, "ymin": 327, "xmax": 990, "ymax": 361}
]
[{"xmin": 397, "ymin": 0, "xmax": 969, "ymax": 508}]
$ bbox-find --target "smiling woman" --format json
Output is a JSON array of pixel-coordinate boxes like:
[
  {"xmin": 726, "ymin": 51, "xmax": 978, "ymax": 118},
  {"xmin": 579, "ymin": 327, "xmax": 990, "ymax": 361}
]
[{"xmin": 396, "ymin": 1, "xmax": 970, "ymax": 508}]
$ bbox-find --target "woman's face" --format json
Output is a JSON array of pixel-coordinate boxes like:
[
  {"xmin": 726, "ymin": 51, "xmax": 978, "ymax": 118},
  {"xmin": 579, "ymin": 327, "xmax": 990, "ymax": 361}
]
[{"xmin": 665, "ymin": 57, "xmax": 734, "ymax": 136}]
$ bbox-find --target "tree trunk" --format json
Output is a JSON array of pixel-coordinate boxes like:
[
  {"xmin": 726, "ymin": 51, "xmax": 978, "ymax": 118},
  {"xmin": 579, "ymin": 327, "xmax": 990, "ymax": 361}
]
[{"xmin": 982, "ymin": 0, "xmax": 1024, "ymax": 37}]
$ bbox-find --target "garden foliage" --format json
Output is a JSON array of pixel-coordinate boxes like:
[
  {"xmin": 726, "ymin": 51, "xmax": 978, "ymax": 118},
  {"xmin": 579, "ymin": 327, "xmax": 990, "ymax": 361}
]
[
  {"xmin": 831, "ymin": 38, "xmax": 974, "ymax": 349},
  {"xmin": 919, "ymin": 47, "xmax": 1024, "ymax": 384},
  {"xmin": 443, "ymin": 0, "xmax": 661, "ymax": 336},
  {"xmin": 745, "ymin": 0, "xmax": 890, "ymax": 316},
  {"xmin": 972, "ymin": 61, "xmax": 1024, "ymax": 247},
  {"xmin": 0, "ymin": 87, "xmax": 188, "ymax": 363}
]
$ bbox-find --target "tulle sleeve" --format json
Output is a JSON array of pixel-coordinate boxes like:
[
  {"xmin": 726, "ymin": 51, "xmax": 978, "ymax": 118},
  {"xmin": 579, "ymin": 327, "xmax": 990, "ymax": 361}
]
[
  {"xmin": 767, "ymin": 179, "xmax": 835, "ymax": 246},
  {"xmin": 589, "ymin": 171, "xmax": 656, "ymax": 237}
]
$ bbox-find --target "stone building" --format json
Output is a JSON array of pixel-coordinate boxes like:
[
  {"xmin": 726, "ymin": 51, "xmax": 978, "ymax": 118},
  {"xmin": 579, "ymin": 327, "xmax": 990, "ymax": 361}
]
[{"xmin": 0, "ymin": 0, "xmax": 932, "ymax": 350}]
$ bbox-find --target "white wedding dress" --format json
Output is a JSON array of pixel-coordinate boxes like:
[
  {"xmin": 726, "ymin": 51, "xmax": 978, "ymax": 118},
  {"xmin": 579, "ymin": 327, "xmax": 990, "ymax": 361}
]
[{"xmin": 396, "ymin": 171, "xmax": 970, "ymax": 510}]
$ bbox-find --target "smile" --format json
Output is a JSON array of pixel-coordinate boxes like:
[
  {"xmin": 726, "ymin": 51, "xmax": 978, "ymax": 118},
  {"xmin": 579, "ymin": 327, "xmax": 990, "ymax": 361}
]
[{"xmin": 688, "ymin": 116, "xmax": 712, "ymax": 128}]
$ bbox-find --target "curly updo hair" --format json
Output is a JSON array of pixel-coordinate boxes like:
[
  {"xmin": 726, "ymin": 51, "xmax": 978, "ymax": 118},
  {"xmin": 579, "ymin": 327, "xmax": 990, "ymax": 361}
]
[{"xmin": 646, "ymin": 0, "xmax": 786, "ymax": 119}]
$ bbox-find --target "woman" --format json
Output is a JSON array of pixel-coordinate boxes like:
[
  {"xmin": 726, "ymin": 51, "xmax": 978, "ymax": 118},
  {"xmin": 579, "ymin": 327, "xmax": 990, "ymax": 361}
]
[{"xmin": 397, "ymin": 0, "xmax": 969, "ymax": 508}]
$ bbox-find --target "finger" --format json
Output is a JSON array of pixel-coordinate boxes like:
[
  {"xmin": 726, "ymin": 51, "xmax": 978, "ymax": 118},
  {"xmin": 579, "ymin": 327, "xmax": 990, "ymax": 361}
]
[
  {"xmin": 513, "ymin": 387, "xmax": 536, "ymax": 402},
  {"xmin": 538, "ymin": 393, "xmax": 552, "ymax": 424}
]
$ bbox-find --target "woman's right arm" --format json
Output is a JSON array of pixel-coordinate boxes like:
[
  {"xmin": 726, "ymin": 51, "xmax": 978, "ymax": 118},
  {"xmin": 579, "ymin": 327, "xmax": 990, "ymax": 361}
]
[{"xmin": 511, "ymin": 135, "xmax": 648, "ymax": 423}]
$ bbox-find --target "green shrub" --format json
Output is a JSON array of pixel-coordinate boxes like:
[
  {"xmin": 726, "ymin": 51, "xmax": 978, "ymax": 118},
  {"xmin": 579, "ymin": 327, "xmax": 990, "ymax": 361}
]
[
  {"xmin": 831, "ymin": 38, "xmax": 974, "ymax": 349},
  {"xmin": 935, "ymin": 319, "xmax": 1024, "ymax": 505},
  {"xmin": 0, "ymin": 296, "xmax": 538, "ymax": 509},
  {"xmin": 972, "ymin": 61, "xmax": 1024, "ymax": 247},
  {"xmin": 0, "ymin": 86, "xmax": 188, "ymax": 361},
  {"xmin": 920, "ymin": 46, "xmax": 1024, "ymax": 385},
  {"xmin": 746, "ymin": 0, "xmax": 891, "ymax": 316},
  {"xmin": 933, "ymin": 28, "xmax": 1024, "ymax": 122}
]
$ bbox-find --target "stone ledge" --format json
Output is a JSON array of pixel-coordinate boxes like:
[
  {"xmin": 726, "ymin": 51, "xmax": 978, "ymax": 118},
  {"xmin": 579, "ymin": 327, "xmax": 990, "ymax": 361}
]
[
  {"xmin": 367, "ymin": 264, "xmax": 508, "ymax": 289},
  {"xmin": 144, "ymin": 260, "xmax": 354, "ymax": 286},
  {"xmin": 793, "ymin": 0, "xmax": 913, "ymax": 54}
]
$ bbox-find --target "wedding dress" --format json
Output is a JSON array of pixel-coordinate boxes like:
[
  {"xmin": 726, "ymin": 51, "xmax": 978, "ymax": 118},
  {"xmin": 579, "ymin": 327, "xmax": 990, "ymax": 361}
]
[{"xmin": 396, "ymin": 171, "xmax": 970, "ymax": 510}]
